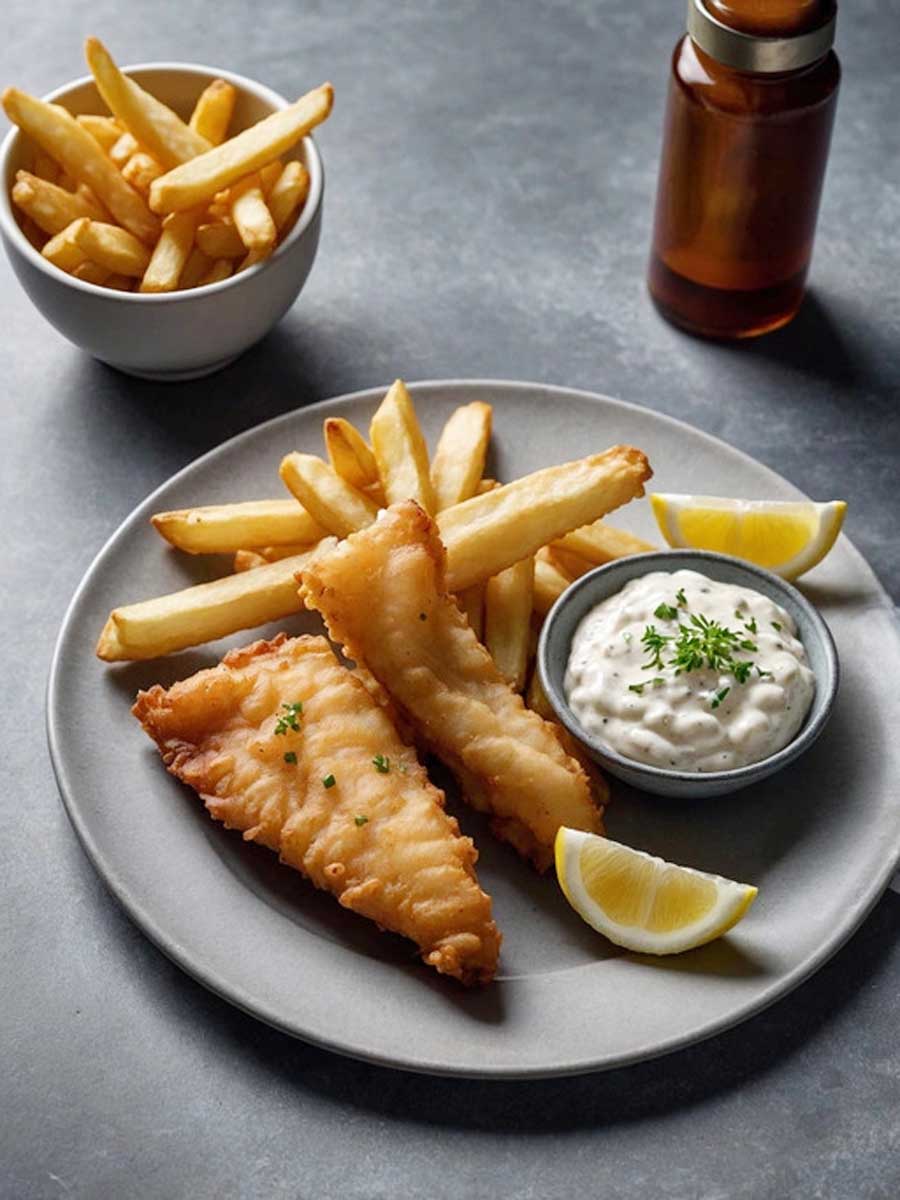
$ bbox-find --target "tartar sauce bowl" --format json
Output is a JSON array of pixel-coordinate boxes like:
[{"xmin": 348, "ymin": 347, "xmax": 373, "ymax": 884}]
[
  {"xmin": 538, "ymin": 550, "xmax": 839, "ymax": 799},
  {"xmin": 0, "ymin": 63, "xmax": 323, "ymax": 380}
]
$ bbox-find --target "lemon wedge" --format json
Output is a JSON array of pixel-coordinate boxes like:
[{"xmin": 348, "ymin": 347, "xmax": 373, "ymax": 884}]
[
  {"xmin": 555, "ymin": 828, "xmax": 757, "ymax": 955},
  {"xmin": 650, "ymin": 493, "xmax": 846, "ymax": 580}
]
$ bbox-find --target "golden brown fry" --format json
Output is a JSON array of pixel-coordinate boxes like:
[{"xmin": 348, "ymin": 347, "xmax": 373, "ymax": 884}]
[
  {"xmin": 233, "ymin": 542, "xmax": 313, "ymax": 572},
  {"xmin": 139, "ymin": 207, "xmax": 203, "ymax": 293},
  {"xmin": 230, "ymin": 173, "xmax": 276, "ymax": 250},
  {"xmin": 41, "ymin": 218, "xmax": 89, "ymax": 272},
  {"xmin": 324, "ymin": 417, "xmax": 380, "ymax": 491},
  {"xmin": 279, "ymin": 453, "xmax": 379, "ymax": 538},
  {"xmin": 484, "ymin": 556, "xmax": 535, "ymax": 691},
  {"xmin": 197, "ymin": 257, "xmax": 233, "ymax": 286},
  {"xmin": 71, "ymin": 259, "xmax": 112, "ymax": 285},
  {"xmin": 151, "ymin": 498, "xmax": 325, "ymax": 554},
  {"xmin": 96, "ymin": 542, "xmax": 335, "ymax": 662},
  {"xmin": 525, "ymin": 667, "xmax": 555, "ymax": 721},
  {"xmin": 195, "ymin": 221, "xmax": 245, "ymax": 258},
  {"xmin": 73, "ymin": 182, "xmax": 108, "ymax": 220},
  {"xmin": 235, "ymin": 245, "xmax": 272, "ymax": 273},
  {"xmin": 72, "ymin": 219, "xmax": 151, "ymax": 276},
  {"xmin": 85, "ymin": 37, "xmax": 211, "ymax": 169},
  {"xmin": 150, "ymin": 83, "xmax": 333, "ymax": 213},
  {"xmin": 370, "ymin": 379, "xmax": 437, "ymax": 514},
  {"xmin": 551, "ymin": 519, "xmax": 657, "ymax": 566},
  {"xmin": 233, "ymin": 549, "xmax": 268, "ymax": 573},
  {"xmin": 121, "ymin": 150, "xmax": 164, "ymax": 193},
  {"xmin": 189, "ymin": 78, "xmax": 236, "ymax": 145},
  {"xmin": 75, "ymin": 113, "xmax": 121, "ymax": 151},
  {"xmin": 533, "ymin": 550, "xmax": 574, "ymax": 617},
  {"xmin": 178, "ymin": 246, "xmax": 212, "ymax": 288},
  {"xmin": 2, "ymin": 88, "xmax": 159, "ymax": 243},
  {"xmin": 258, "ymin": 160, "xmax": 283, "ymax": 195},
  {"xmin": 12, "ymin": 170, "xmax": 100, "ymax": 236},
  {"xmin": 267, "ymin": 159, "xmax": 310, "ymax": 230},
  {"xmin": 109, "ymin": 130, "xmax": 139, "ymax": 166},
  {"xmin": 32, "ymin": 149, "xmax": 59, "ymax": 182},
  {"xmin": 437, "ymin": 445, "xmax": 652, "ymax": 592},
  {"xmin": 431, "ymin": 402, "xmax": 492, "ymax": 511},
  {"xmin": 19, "ymin": 216, "xmax": 46, "ymax": 250}
]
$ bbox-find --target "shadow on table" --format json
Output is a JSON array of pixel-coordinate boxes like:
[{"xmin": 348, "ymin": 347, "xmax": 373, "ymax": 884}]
[{"xmin": 131, "ymin": 884, "xmax": 900, "ymax": 1132}]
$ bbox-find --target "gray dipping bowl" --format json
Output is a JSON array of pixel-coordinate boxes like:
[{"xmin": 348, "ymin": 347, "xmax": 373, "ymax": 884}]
[{"xmin": 537, "ymin": 550, "xmax": 839, "ymax": 799}]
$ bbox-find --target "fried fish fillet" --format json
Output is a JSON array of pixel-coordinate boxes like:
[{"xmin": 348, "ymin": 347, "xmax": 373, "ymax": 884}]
[
  {"xmin": 301, "ymin": 502, "xmax": 606, "ymax": 871},
  {"xmin": 132, "ymin": 633, "xmax": 500, "ymax": 985}
]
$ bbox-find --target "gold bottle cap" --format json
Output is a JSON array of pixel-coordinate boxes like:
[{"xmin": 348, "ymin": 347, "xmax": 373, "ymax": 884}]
[{"xmin": 687, "ymin": 0, "xmax": 836, "ymax": 72}]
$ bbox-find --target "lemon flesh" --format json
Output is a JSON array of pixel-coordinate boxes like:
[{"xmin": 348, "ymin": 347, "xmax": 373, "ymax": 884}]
[
  {"xmin": 555, "ymin": 828, "xmax": 757, "ymax": 956},
  {"xmin": 651, "ymin": 493, "xmax": 846, "ymax": 580}
]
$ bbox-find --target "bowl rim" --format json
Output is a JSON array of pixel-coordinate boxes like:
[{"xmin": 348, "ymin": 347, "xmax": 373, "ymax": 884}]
[
  {"xmin": 537, "ymin": 548, "xmax": 840, "ymax": 785},
  {"xmin": 0, "ymin": 60, "xmax": 323, "ymax": 303}
]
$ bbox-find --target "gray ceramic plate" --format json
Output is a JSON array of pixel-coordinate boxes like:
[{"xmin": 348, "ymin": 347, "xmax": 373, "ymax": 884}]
[{"xmin": 47, "ymin": 381, "xmax": 900, "ymax": 1078}]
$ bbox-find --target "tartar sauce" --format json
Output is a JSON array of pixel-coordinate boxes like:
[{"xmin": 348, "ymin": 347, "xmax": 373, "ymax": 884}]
[{"xmin": 564, "ymin": 569, "xmax": 815, "ymax": 773}]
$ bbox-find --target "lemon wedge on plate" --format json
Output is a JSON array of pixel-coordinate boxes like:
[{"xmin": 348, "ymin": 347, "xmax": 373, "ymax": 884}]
[
  {"xmin": 650, "ymin": 493, "xmax": 846, "ymax": 580},
  {"xmin": 555, "ymin": 828, "xmax": 757, "ymax": 955}
]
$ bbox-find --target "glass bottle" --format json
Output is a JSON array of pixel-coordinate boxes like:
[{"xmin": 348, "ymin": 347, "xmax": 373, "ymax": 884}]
[{"xmin": 648, "ymin": 1, "xmax": 840, "ymax": 338}]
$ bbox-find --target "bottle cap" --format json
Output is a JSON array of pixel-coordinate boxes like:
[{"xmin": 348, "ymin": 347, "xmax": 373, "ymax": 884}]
[{"xmin": 687, "ymin": 0, "xmax": 836, "ymax": 72}]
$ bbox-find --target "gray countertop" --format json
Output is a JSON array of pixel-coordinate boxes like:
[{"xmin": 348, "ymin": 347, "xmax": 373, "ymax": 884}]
[{"xmin": 2, "ymin": 2, "xmax": 898, "ymax": 1197}]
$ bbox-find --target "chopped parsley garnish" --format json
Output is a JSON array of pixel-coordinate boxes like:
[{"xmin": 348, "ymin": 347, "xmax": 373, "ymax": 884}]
[
  {"xmin": 771, "ymin": 621, "xmax": 782, "ymax": 632},
  {"xmin": 743, "ymin": 616, "xmax": 758, "ymax": 635},
  {"xmin": 372, "ymin": 754, "xmax": 390, "ymax": 774},
  {"xmin": 354, "ymin": 814, "xmax": 369, "ymax": 827},
  {"xmin": 650, "ymin": 677, "xmax": 666, "ymax": 688},
  {"xmin": 732, "ymin": 661, "xmax": 754, "ymax": 684},
  {"xmin": 283, "ymin": 751, "xmax": 298, "ymax": 765},
  {"xmin": 756, "ymin": 666, "xmax": 773, "ymax": 679},
  {"xmin": 641, "ymin": 626, "xmax": 669, "ymax": 671},
  {"xmin": 654, "ymin": 602, "xmax": 679, "ymax": 621},
  {"xmin": 628, "ymin": 683, "xmax": 645, "ymax": 695},
  {"xmin": 675, "ymin": 587, "xmax": 687, "ymax": 607},
  {"xmin": 711, "ymin": 686, "xmax": 730, "ymax": 710},
  {"xmin": 274, "ymin": 701, "xmax": 303, "ymax": 735},
  {"xmin": 323, "ymin": 773, "xmax": 336, "ymax": 789}
]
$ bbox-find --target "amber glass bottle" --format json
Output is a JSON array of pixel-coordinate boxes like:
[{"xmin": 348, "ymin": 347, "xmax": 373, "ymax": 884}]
[{"xmin": 648, "ymin": 0, "xmax": 840, "ymax": 338}]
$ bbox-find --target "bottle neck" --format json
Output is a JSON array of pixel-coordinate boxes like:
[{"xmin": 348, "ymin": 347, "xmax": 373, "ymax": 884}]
[{"xmin": 686, "ymin": 0, "xmax": 837, "ymax": 74}]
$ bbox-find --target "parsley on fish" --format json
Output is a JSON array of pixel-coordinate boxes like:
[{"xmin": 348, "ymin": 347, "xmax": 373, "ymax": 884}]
[
  {"xmin": 372, "ymin": 754, "xmax": 390, "ymax": 774},
  {"xmin": 274, "ymin": 701, "xmax": 303, "ymax": 735}
]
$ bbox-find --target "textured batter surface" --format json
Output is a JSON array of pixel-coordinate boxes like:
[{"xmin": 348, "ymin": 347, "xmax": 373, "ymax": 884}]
[
  {"xmin": 302, "ymin": 502, "xmax": 606, "ymax": 870},
  {"xmin": 132, "ymin": 634, "xmax": 500, "ymax": 984}
]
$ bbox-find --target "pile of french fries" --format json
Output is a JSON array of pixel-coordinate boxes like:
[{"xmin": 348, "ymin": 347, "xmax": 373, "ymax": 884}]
[
  {"xmin": 96, "ymin": 379, "xmax": 656, "ymax": 712},
  {"xmin": 3, "ymin": 38, "xmax": 332, "ymax": 292}
]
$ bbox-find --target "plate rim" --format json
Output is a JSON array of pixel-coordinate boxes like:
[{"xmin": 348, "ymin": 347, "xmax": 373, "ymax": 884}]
[{"xmin": 46, "ymin": 378, "xmax": 900, "ymax": 1078}]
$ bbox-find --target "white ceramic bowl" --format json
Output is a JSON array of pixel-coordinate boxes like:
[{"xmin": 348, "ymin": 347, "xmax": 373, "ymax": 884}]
[{"xmin": 0, "ymin": 63, "xmax": 324, "ymax": 380}]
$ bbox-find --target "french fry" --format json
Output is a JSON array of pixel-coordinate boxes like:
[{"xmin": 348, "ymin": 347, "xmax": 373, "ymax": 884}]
[
  {"xmin": 121, "ymin": 150, "xmax": 164, "ymax": 193},
  {"xmin": 279, "ymin": 453, "xmax": 378, "ymax": 538},
  {"xmin": 234, "ymin": 542, "xmax": 313, "ymax": 572},
  {"xmin": 477, "ymin": 478, "xmax": 498, "ymax": 494},
  {"xmin": 197, "ymin": 257, "xmax": 233, "ymax": 286},
  {"xmin": 109, "ymin": 130, "xmax": 139, "ymax": 166},
  {"xmin": 76, "ymin": 113, "xmax": 121, "ymax": 151},
  {"xmin": 139, "ymin": 207, "xmax": 203, "ymax": 293},
  {"xmin": 95, "ymin": 542, "xmax": 335, "ymax": 662},
  {"xmin": 2, "ymin": 88, "xmax": 159, "ymax": 243},
  {"xmin": 151, "ymin": 498, "xmax": 325, "ymax": 554},
  {"xmin": 533, "ymin": 551, "xmax": 574, "ymax": 617},
  {"xmin": 74, "ymin": 183, "xmax": 108, "ymax": 220},
  {"xmin": 370, "ymin": 379, "xmax": 437, "ymax": 514},
  {"xmin": 32, "ymin": 149, "xmax": 59, "ymax": 182},
  {"xmin": 41, "ymin": 219, "xmax": 89, "ymax": 272},
  {"xmin": 56, "ymin": 171, "xmax": 77, "ymax": 191},
  {"xmin": 85, "ymin": 37, "xmax": 212, "ymax": 169},
  {"xmin": 178, "ymin": 246, "xmax": 212, "ymax": 288},
  {"xmin": 258, "ymin": 160, "xmax": 283, "ymax": 196},
  {"xmin": 324, "ymin": 417, "xmax": 380, "ymax": 491},
  {"xmin": 195, "ymin": 221, "xmax": 246, "ymax": 258},
  {"xmin": 457, "ymin": 584, "xmax": 485, "ymax": 640},
  {"xmin": 149, "ymin": 83, "xmax": 333, "ymax": 213},
  {"xmin": 525, "ymin": 667, "xmax": 554, "ymax": 720},
  {"xmin": 189, "ymin": 78, "xmax": 236, "ymax": 145},
  {"xmin": 12, "ymin": 171, "xmax": 101, "ymax": 235},
  {"xmin": 236, "ymin": 245, "xmax": 271, "ymax": 273},
  {"xmin": 230, "ymin": 173, "xmax": 276, "ymax": 250},
  {"xmin": 103, "ymin": 273, "xmax": 134, "ymax": 291},
  {"xmin": 484, "ymin": 556, "xmax": 535, "ymax": 691},
  {"xmin": 72, "ymin": 219, "xmax": 151, "ymax": 276},
  {"xmin": 437, "ymin": 445, "xmax": 652, "ymax": 593},
  {"xmin": 431, "ymin": 401, "xmax": 492, "ymax": 511},
  {"xmin": 551, "ymin": 519, "xmax": 656, "ymax": 567},
  {"xmin": 72, "ymin": 259, "xmax": 112, "ymax": 285},
  {"xmin": 267, "ymin": 159, "xmax": 310, "ymax": 230},
  {"xmin": 20, "ymin": 216, "xmax": 46, "ymax": 250}
]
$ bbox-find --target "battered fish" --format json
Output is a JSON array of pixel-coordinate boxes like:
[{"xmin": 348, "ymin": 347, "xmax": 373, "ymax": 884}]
[
  {"xmin": 133, "ymin": 634, "xmax": 500, "ymax": 985},
  {"xmin": 301, "ymin": 502, "xmax": 606, "ymax": 871}
]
